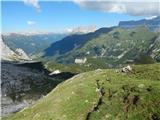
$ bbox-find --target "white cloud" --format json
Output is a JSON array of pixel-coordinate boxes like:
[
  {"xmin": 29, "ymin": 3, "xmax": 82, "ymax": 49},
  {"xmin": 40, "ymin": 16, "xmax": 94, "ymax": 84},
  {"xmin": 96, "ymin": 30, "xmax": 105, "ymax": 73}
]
[
  {"xmin": 24, "ymin": 0, "xmax": 41, "ymax": 12},
  {"xmin": 27, "ymin": 21, "xmax": 36, "ymax": 26},
  {"xmin": 74, "ymin": 0, "xmax": 160, "ymax": 16}
]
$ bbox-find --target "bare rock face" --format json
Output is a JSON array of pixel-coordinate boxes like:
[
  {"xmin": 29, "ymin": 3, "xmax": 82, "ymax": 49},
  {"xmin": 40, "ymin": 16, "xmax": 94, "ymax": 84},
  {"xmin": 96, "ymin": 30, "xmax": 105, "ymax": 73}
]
[
  {"xmin": 15, "ymin": 48, "xmax": 31, "ymax": 60},
  {"xmin": 1, "ymin": 38, "xmax": 30, "ymax": 61},
  {"xmin": 0, "ymin": 38, "xmax": 17, "ymax": 61},
  {"xmin": 1, "ymin": 61, "xmax": 75, "ymax": 117},
  {"xmin": 1, "ymin": 62, "xmax": 47, "ymax": 117}
]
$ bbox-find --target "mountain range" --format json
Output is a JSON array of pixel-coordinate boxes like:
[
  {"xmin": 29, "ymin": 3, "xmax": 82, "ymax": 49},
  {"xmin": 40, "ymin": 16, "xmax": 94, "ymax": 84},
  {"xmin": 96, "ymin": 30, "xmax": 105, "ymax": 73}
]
[
  {"xmin": 2, "ymin": 16, "xmax": 160, "ymax": 64},
  {"xmin": 1, "ymin": 16, "xmax": 160, "ymax": 70}
]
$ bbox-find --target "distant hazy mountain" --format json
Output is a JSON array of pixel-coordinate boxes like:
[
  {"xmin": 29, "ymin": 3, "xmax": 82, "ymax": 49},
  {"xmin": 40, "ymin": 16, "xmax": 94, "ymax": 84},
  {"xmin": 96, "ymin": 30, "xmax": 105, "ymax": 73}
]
[
  {"xmin": 69, "ymin": 25, "xmax": 97, "ymax": 34},
  {"xmin": 2, "ymin": 33, "xmax": 67, "ymax": 56},
  {"xmin": 119, "ymin": 16, "xmax": 160, "ymax": 32}
]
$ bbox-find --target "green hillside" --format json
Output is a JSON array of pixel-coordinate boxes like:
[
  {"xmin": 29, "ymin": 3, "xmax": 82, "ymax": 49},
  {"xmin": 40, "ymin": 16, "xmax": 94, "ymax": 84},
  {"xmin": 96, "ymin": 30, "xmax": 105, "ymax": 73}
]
[
  {"xmin": 4, "ymin": 63, "xmax": 160, "ymax": 120},
  {"xmin": 54, "ymin": 26, "xmax": 159, "ymax": 67}
]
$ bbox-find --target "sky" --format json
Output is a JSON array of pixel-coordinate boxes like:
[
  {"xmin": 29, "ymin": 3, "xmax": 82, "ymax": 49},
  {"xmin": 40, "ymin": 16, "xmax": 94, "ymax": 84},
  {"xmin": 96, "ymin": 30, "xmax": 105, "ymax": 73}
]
[{"xmin": 1, "ymin": 0, "xmax": 160, "ymax": 33}]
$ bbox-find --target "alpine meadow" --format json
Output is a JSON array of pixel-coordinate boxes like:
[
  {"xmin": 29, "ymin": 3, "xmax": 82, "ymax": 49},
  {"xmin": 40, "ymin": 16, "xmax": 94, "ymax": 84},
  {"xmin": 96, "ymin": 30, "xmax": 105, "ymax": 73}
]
[{"xmin": 1, "ymin": 0, "xmax": 160, "ymax": 120}]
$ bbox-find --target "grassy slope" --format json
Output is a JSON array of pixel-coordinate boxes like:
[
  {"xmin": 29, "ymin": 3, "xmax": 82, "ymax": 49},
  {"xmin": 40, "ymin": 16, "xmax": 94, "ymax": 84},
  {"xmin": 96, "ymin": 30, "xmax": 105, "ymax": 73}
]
[{"xmin": 4, "ymin": 63, "xmax": 160, "ymax": 120}]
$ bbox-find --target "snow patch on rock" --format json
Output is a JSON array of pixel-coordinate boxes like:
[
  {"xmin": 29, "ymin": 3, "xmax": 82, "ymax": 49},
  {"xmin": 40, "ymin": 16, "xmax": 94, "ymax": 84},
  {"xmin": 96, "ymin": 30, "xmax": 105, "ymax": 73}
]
[{"xmin": 49, "ymin": 70, "xmax": 61, "ymax": 75}]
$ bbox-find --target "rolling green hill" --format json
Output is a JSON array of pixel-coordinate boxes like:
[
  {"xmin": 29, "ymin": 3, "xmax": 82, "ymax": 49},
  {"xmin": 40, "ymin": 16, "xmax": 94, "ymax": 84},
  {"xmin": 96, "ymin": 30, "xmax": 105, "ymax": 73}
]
[{"xmin": 3, "ymin": 63, "xmax": 160, "ymax": 120}]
